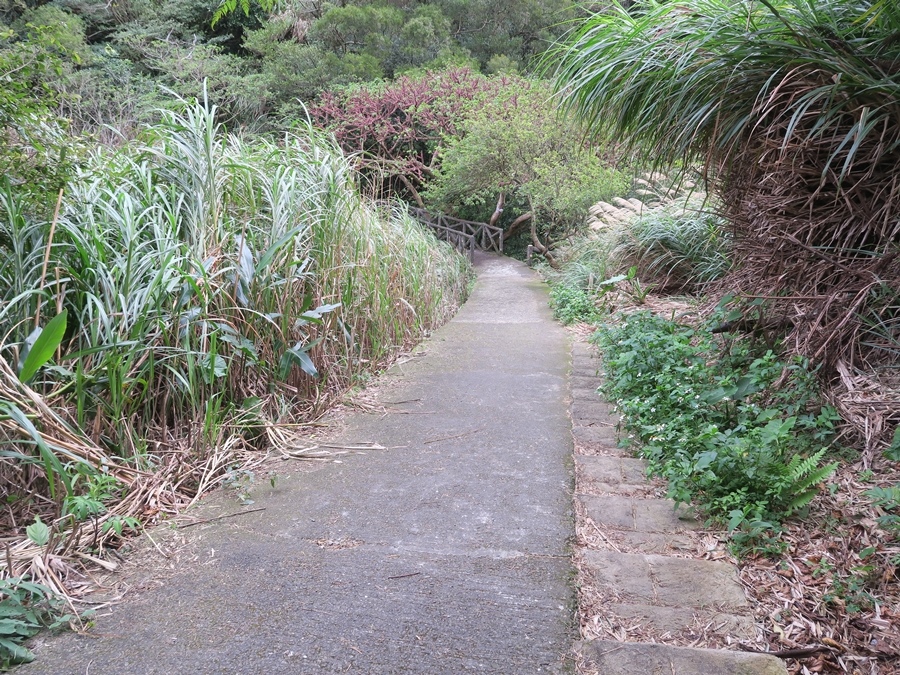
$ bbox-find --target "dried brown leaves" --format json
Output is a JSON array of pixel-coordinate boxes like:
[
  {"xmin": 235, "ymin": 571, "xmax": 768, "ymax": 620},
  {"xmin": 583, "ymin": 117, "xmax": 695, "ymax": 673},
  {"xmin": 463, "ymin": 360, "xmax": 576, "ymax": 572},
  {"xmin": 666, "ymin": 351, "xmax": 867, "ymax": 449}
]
[{"xmin": 737, "ymin": 460, "xmax": 900, "ymax": 675}]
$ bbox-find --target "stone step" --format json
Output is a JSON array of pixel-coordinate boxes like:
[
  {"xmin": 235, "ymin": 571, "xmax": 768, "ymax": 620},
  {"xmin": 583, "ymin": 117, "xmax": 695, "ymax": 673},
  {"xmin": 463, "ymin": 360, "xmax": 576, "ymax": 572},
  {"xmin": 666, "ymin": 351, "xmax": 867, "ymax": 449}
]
[
  {"xmin": 570, "ymin": 374, "xmax": 603, "ymax": 390},
  {"xmin": 571, "ymin": 400, "xmax": 618, "ymax": 425},
  {"xmin": 572, "ymin": 425, "xmax": 622, "ymax": 449},
  {"xmin": 576, "ymin": 640, "xmax": 788, "ymax": 675},
  {"xmin": 577, "ymin": 455, "xmax": 648, "ymax": 485},
  {"xmin": 581, "ymin": 482, "xmax": 657, "ymax": 498},
  {"xmin": 604, "ymin": 602, "xmax": 758, "ymax": 642},
  {"xmin": 572, "ymin": 342, "xmax": 597, "ymax": 359},
  {"xmin": 602, "ymin": 530, "xmax": 696, "ymax": 554},
  {"xmin": 572, "ymin": 355, "xmax": 602, "ymax": 373},
  {"xmin": 571, "ymin": 386, "xmax": 602, "ymax": 401},
  {"xmin": 581, "ymin": 550, "xmax": 748, "ymax": 610},
  {"xmin": 571, "ymin": 355, "xmax": 602, "ymax": 369},
  {"xmin": 578, "ymin": 494, "xmax": 700, "ymax": 533}
]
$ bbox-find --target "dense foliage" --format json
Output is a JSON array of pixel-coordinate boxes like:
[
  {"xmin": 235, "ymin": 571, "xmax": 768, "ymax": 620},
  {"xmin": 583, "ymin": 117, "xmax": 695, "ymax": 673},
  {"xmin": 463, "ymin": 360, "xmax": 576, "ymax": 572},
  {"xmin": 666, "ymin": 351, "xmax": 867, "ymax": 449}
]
[
  {"xmin": 0, "ymin": 0, "xmax": 584, "ymax": 136},
  {"xmin": 425, "ymin": 79, "xmax": 628, "ymax": 260},
  {"xmin": 311, "ymin": 68, "xmax": 507, "ymax": 204},
  {"xmin": 0, "ymin": 576, "xmax": 75, "ymax": 666},
  {"xmin": 595, "ymin": 311, "xmax": 840, "ymax": 529},
  {"xmin": 552, "ymin": 0, "xmax": 900, "ymax": 178},
  {"xmin": 553, "ymin": 0, "xmax": 900, "ymax": 454},
  {"xmin": 611, "ymin": 198, "xmax": 731, "ymax": 293},
  {"xmin": 312, "ymin": 72, "xmax": 628, "ymax": 259}
]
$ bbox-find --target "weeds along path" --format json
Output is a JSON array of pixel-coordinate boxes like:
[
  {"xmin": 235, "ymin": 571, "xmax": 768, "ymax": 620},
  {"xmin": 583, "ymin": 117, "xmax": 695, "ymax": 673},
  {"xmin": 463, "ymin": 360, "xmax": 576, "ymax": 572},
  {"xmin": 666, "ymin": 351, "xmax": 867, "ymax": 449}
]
[{"xmin": 22, "ymin": 253, "xmax": 575, "ymax": 674}]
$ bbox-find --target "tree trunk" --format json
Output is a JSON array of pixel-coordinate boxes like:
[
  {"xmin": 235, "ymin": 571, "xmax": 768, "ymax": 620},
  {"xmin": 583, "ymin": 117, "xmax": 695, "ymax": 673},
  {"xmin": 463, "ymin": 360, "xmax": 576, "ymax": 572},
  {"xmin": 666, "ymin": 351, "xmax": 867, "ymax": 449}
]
[
  {"xmin": 503, "ymin": 211, "xmax": 532, "ymax": 241},
  {"xmin": 527, "ymin": 200, "xmax": 557, "ymax": 268},
  {"xmin": 397, "ymin": 174, "xmax": 425, "ymax": 209},
  {"xmin": 489, "ymin": 193, "xmax": 505, "ymax": 228}
]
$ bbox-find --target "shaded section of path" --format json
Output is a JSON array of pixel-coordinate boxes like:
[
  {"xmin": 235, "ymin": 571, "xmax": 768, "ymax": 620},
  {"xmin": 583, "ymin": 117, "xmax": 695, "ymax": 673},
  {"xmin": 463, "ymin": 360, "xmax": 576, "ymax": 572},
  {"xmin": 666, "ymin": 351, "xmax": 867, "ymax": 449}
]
[{"xmin": 24, "ymin": 254, "xmax": 575, "ymax": 675}]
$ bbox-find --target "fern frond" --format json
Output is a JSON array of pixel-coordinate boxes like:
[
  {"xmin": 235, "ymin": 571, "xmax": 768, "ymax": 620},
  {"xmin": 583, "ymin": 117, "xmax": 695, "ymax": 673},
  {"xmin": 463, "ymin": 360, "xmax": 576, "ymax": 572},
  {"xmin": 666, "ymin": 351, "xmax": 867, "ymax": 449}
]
[
  {"xmin": 784, "ymin": 448, "xmax": 838, "ymax": 513},
  {"xmin": 865, "ymin": 485, "xmax": 900, "ymax": 510},
  {"xmin": 212, "ymin": 0, "xmax": 258, "ymax": 27}
]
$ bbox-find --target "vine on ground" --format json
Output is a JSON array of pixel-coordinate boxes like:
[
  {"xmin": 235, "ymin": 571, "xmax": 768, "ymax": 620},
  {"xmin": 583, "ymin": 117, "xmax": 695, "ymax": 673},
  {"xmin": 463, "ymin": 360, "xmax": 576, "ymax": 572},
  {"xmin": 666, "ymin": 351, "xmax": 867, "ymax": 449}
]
[{"xmin": 594, "ymin": 311, "xmax": 840, "ymax": 540}]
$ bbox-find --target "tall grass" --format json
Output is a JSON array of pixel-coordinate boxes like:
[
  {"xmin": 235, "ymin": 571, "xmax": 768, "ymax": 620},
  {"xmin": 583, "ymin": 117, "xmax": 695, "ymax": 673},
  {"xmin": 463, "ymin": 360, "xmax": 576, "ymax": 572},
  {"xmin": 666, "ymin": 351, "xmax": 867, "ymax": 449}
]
[
  {"xmin": 550, "ymin": 0, "xmax": 900, "ymax": 177},
  {"xmin": 613, "ymin": 199, "xmax": 731, "ymax": 292},
  {"xmin": 0, "ymin": 98, "xmax": 471, "ymax": 583}
]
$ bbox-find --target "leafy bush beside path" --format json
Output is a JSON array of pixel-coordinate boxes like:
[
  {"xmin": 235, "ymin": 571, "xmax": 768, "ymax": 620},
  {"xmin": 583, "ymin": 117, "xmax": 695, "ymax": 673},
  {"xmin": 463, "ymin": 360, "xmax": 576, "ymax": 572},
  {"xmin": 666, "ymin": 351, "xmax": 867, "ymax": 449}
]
[{"xmin": 594, "ymin": 311, "xmax": 839, "ymax": 528}]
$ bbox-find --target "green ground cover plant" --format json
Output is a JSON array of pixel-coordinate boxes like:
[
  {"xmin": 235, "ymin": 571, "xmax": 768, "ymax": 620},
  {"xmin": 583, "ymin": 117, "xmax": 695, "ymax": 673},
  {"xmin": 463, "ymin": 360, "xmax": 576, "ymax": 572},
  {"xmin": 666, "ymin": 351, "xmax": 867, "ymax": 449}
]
[
  {"xmin": 549, "ymin": 283, "xmax": 600, "ymax": 325},
  {"xmin": 0, "ymin": 576, "xmax": 77, "ymax": 667},
  {"xmin": 594, "ymin": 311, "xmax": 840, "ymax": 531}
]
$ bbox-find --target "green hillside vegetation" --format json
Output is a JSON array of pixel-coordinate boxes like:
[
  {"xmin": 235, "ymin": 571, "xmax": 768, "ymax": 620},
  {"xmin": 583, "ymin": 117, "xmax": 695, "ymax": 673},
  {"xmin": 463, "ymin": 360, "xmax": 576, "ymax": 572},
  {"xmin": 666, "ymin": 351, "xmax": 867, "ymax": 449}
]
[
  {"xmin": 3, "ymin": 0, "xmax": 897, "ymax": 668},
  {"xmin": 1, "ymin": 0, "xmax": 582, "ymax": 135}
]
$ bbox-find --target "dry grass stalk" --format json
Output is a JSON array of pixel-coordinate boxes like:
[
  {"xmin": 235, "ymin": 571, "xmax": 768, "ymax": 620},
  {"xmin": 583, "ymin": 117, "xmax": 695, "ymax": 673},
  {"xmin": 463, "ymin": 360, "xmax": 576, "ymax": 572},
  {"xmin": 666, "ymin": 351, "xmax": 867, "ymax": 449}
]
[{"xmin": 715, "ymin": 66, "xmax": 900, "ymax": 454}]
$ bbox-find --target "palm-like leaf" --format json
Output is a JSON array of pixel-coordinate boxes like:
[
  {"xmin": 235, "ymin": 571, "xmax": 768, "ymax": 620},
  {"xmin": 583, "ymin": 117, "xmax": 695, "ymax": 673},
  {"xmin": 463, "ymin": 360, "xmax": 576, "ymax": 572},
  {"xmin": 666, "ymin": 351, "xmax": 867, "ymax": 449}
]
[
  {"xmin": 551, "ymin": 1, "xmax": 900, "ymax": 455},
  {"xmin": 550, "ymin": 0, "xmax": 900, "ymax": 177}
]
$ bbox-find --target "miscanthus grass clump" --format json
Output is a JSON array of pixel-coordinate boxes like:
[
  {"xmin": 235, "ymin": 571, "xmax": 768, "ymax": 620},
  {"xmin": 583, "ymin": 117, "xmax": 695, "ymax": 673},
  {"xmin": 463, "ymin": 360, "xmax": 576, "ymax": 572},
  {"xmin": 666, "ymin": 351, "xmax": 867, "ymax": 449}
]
[{"xmin": 0, "ymin": 98, "xmax": 471, "ymax": 617}]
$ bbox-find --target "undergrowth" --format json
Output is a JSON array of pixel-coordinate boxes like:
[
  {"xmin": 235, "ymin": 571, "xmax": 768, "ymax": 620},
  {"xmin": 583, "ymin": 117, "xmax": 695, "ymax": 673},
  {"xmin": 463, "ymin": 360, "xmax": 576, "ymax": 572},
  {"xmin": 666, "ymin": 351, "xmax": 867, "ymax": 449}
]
[
  {"xmin": 549, "ymin": 284, "xmax": 600, "ymax": 325},
  {"xmin": 0, "ymin": 95, "xmax": 472, "ymax": 662},
  {"xmin": 0, "ymin": 577, "xmax": 77, "ymax": 668},
  {"xmin": 612, "ymin": 199, "xmax": 731, "ymax": 292},
  {"xmin": 593, "ymin": 310, "xmax": 840, "ymax": 536}
]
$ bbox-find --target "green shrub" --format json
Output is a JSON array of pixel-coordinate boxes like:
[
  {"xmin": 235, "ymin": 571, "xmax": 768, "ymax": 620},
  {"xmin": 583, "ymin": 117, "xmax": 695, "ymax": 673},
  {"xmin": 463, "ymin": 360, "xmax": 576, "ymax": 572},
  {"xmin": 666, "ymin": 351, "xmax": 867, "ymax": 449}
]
[
  {"xmin": 0, "ymin": 577, "xmax": 77, "ymax": 667},
  {"xmin": 594, "ymin": 311, "xmax": 839, "ymax": 528},
  {"xmin": 425, "ymin": 79, "xmax": 629, "ymax": 254},
  {"xmin": 549, "ymin": 283, "xmax": 599, "ymax": 325}
]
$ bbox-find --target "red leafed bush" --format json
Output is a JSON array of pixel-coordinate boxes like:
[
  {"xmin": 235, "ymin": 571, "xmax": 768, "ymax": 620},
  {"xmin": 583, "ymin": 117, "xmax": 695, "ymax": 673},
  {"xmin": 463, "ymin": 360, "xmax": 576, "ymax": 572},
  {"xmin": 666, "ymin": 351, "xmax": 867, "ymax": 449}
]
[{"xmin": 310, "ymin": 68, "xmax": 516, "ymax": 204}]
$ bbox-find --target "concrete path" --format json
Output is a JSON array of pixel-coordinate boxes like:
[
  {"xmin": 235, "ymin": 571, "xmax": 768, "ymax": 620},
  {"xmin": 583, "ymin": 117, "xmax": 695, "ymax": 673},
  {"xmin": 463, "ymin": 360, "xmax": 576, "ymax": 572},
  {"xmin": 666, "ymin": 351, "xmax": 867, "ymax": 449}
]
[{"xmin": 24, "ymin": 254, "xmax": 575, "ymax": 674}]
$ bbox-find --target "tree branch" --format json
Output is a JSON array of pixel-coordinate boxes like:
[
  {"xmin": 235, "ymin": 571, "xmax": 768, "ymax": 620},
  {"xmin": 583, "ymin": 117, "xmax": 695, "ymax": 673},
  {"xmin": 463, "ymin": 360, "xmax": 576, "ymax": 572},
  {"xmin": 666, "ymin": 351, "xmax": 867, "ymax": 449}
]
[{"xmin": 503, "ymin": 211, "xmax": 532, "ymax": 241}]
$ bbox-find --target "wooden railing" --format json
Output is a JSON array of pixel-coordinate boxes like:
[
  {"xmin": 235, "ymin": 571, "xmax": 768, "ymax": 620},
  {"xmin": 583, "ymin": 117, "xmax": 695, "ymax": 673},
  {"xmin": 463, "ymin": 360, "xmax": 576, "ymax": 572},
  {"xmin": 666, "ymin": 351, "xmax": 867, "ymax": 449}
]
[
  {"xmin": 423, "ymin": 220, "xmax": 477, "ymax": 262},
  {"xmin": 408, "ymin": 207, "xmax": 504, "ymax": 258}
]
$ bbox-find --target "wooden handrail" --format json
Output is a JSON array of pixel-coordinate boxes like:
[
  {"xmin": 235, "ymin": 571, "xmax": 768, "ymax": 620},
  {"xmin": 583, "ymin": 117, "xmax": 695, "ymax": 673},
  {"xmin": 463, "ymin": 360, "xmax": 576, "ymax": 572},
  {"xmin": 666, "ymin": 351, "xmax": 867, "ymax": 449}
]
[
  {"xmin": 420, "ymin": 219, "xmax": 476, "ymax": 262},
  {"xmin": 408, "ymin": 207, "xmax": 504, "ymax": 255}
]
